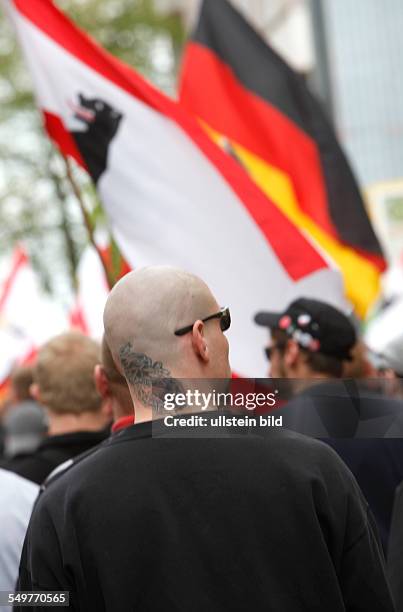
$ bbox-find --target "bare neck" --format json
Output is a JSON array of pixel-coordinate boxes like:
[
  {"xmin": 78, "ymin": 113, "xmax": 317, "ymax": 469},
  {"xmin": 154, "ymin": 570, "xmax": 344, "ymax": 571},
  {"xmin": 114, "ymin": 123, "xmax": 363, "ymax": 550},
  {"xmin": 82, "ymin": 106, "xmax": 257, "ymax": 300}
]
[
  {"xmin": 129, "ymin": 403, "xmax": 152, "ymax": 424},
  {"xmin": 46, "ymin": 411, "xmax": 107, "ymax": 436},
  {"xmin": 290, "ymin": 368, "xmax": 336, "ymax": 395}
]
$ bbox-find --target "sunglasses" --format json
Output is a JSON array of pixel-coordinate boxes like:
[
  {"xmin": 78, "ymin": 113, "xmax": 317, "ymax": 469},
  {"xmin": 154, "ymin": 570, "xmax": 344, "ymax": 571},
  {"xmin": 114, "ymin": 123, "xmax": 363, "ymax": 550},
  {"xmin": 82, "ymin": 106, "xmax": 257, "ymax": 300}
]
[{"xmin": 174, "ymin": 307, "xmax": 231, "ymax": 337}]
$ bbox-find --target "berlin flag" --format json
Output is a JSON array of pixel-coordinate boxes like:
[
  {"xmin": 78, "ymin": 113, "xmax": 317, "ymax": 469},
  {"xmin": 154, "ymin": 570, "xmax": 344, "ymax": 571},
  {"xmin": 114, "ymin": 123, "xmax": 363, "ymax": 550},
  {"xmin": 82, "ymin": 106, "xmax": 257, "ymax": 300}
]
[{"xmin": 4, "ymin": 0, "xmax": 347, "ymax": 375}]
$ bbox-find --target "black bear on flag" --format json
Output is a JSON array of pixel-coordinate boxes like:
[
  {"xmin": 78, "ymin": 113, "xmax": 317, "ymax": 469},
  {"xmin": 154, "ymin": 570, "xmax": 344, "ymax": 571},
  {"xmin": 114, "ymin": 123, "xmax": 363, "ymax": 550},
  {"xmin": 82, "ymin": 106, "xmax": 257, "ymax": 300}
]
[{"xmin": 70, "ymin": 93, "xmax": 123, "ymax": 184}]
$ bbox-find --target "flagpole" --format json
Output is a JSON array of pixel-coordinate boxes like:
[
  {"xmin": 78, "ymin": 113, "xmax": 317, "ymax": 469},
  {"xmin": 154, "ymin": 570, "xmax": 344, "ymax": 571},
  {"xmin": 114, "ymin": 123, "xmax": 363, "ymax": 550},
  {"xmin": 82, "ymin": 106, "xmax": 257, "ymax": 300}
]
[
  {"xmin": 310, "ymin": 0, "xmax": 334, "ymax": 121},
  {"xmin": 62, "ymin": 155, "xmax": 115, "ymax": 289}
]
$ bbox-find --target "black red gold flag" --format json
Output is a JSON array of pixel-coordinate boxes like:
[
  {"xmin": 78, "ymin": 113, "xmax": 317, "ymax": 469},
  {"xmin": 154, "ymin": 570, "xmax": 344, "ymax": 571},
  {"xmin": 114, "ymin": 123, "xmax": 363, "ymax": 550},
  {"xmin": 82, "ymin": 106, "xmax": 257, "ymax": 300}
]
[{"xmin": 180, "ymin": 0, "xmax": 386, "ymax": 316}]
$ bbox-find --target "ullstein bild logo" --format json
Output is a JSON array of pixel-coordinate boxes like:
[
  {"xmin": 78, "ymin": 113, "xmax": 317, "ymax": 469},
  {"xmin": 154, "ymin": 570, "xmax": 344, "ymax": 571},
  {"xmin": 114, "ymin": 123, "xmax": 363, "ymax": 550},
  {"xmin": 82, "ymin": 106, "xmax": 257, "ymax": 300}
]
[
  {"xmin": 163, "ymin": 389, "xmax": 279, "ymax": 412},
  {"xmin": 163, "ymin": 414, "xmax": 283, "ymax": 428}
]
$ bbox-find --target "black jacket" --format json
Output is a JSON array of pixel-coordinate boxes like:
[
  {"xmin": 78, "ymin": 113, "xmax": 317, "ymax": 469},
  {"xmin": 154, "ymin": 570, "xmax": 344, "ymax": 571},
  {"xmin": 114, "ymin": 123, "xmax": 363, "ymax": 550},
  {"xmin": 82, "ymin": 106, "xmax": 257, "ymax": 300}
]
[
  {"xmin": 0, "ymin": 429, "xmax": 109, "ymax": 485},
  {"xmin": 325, "ymin": 438, "xmax": 403, "ymax": 554},
  {"xmin": 16, "ymin": 415, "xmax": 393, "ymax": 611},
  {"xmin": 388, "ymin": 481, "xmax": 403, "ymax": 610},
  {"xmin": 280, "ymin": 381, "xmax": 403, "ymax": 551}
]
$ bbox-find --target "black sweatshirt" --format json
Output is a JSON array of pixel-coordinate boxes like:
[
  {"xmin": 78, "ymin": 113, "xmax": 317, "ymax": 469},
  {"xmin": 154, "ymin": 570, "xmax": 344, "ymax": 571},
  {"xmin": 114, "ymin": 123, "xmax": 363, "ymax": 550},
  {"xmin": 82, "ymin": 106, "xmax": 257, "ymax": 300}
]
[
  {"xmin": 0, "ymin": 429, "xmax": 109, "ymax": 485},
  {"xmin": 16, "ymin": 417, "xmax": 394, "ymax": 611}
]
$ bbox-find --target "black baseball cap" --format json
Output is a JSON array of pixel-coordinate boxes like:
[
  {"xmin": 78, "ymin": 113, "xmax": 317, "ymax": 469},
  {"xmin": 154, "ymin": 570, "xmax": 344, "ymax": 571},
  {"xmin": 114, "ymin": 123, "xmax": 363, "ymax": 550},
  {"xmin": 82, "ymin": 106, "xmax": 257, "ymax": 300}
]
[{"xmin": 254, "ymin": 298, "xmax": 356, "ymax": 361}]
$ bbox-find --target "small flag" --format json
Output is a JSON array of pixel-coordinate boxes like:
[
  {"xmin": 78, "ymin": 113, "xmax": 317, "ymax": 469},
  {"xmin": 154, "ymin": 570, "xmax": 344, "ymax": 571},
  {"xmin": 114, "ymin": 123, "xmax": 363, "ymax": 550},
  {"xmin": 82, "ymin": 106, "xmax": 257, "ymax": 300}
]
[{"xmin": 0, "ymin": 246, "xmax": 66, "ymax": 383}]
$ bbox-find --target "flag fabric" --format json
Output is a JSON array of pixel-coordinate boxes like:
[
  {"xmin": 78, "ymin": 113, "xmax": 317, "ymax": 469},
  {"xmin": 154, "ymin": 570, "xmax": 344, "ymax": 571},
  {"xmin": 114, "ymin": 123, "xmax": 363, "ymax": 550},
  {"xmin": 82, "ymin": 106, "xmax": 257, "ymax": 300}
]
[
  {"xmin": 365, "ymin": 297, "xmax": 403, "ymax": 357},
  {"xmin": 179, "ymin": 0, "xmax": 386, "ymax": 318},
  {"xmin": 70, "ymin": 245, "xmax": 111, "ymax": 339},
  {"xmin": 0, "ymin": 247, "xmax": 67, "ymax": 384},
  {"xmin": 4, "ymin": 0, "xmax": 348, "ymax": 375}
]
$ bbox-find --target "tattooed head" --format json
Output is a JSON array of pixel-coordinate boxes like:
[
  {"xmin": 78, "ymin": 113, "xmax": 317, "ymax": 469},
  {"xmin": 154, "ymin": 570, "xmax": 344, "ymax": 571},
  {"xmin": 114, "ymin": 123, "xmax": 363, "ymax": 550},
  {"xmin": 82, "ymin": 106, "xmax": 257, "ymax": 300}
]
[
  {"xmin": 118, "ymin": 342, "xmax": 184, "ymax": 412},
  {"xmin": 103, "ymin": 267, "xmax": 231, "ymax": 405}
]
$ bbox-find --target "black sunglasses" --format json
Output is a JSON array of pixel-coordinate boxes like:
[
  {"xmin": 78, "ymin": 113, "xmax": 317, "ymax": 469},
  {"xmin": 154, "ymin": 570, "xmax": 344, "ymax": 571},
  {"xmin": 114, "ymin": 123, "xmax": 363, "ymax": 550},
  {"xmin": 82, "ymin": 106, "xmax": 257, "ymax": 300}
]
[
  {"xmin": 264, "ymin": 347, "xmax": 273, "ymax": 361},
  {"xmin": 174, "ymin": 307, "xmax": 231, "ymax": 337}
]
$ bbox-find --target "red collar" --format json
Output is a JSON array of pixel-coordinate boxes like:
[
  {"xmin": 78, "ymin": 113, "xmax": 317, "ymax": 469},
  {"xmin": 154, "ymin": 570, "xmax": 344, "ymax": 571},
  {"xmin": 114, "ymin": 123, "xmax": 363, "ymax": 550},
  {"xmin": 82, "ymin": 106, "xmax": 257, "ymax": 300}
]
[{"xmin": 112, "ymin": 415, "xmax": 135, "ymax": 433}]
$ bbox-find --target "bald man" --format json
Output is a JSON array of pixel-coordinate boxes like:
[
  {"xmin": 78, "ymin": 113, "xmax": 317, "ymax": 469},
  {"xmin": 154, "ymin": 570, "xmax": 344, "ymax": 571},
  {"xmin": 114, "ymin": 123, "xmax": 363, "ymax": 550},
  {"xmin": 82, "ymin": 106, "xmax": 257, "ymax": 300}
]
[
  {"xmin": 103, "ymin": 266, "xmax": 231, "ymax": 422},
  {"xmin": 16, "ymin": 268, "xmax": 393, "ymax": 612}
]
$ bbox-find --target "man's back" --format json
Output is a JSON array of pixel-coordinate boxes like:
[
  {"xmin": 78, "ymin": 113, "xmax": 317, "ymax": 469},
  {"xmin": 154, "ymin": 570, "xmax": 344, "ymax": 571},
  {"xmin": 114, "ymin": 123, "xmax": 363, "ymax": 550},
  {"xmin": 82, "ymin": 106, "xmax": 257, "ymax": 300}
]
[
  {"xmin": 18, "ymin": 418, "xmax": 393, "ymax": 612},
  {"xmin": 279, "ymin": 381, "xmax": 403, "ymax": 551}
]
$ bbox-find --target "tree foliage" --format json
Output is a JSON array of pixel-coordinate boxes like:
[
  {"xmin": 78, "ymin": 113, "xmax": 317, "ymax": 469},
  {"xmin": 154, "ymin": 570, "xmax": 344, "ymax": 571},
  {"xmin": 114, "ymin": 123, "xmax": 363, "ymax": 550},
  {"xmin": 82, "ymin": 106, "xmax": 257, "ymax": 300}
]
[{"xmin": 0, "ymin": 0, "xmax": 186, "ymax": 301}]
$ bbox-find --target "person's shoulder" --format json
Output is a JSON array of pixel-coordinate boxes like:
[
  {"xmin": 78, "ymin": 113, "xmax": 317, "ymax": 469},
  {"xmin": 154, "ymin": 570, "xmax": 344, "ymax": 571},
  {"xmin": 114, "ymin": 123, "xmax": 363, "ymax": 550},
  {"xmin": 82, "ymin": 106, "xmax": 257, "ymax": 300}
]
[
  {"xmin": 0, "ymin": 452, "xmax": 50, "ymax": 485},
  {"xmin": 26, "ymin": 445, "xmax": 102, "ymax": 522},
  {"xmin": 37, "ymin": 426, "xmax": 137, "ymax": 501},
  {"xmin": 262, "ymin": 428, "xmax": 356, "ymax": 480},
  {"xmin": 0, "ymin": 469, "xmax": 39, "ymax": 532},
  {"xmin": 42, "ymin": 422, "xmax": 149, "ymax": 482},
  {"xmin": 0, "ymin": 467, "xmax": 39, "ymax": 500},
  {"xmin": 265, "ymin": 426, "xmax": 334, "ymax": 454},
  {"xmin": 40, "ymin": 436, "xmax": 111, "ymax": 491}
]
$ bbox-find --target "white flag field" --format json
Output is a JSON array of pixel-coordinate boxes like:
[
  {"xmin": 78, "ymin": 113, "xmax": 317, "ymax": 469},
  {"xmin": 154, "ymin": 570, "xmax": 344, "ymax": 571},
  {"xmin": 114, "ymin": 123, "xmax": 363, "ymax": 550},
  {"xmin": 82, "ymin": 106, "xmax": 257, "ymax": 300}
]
[
  {"xmin": 0, "ymin": 244, "xmax": 106, "ymax": 386},
  {"xmin": 69, "ymin": 245, "xmax": 110, "ymax": 340},
  {"xmin": 3, "ymin": 0, "xmax": 349, "ymax": 375},
  {"xmin": 0, "ymin": 247, "xmax": 67, "ymax": 383}
]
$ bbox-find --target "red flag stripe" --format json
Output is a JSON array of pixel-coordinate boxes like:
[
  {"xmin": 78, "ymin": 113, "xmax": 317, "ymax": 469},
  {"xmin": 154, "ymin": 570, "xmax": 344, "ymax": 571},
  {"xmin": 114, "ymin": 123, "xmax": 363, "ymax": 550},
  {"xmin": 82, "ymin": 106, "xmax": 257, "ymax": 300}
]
[
  {"xmin": 69, "ymin": 302, "xmax": 90, "ymax": 335},
  {"xmin": 180, "ymin": 43, "xmax": 387, "ymax": 274},
  {"xmin": 180, "ymin": 43, "xmax": 338, "ymax": 239},
  {"xmin": 13, "ymin": 0, "xmax": 328, "ymax": 280},
  {"xmin": 44, "ymin": 111, "xmax": 87, "ymax": 169},
  {"xmin": 0, "ymin": 247, "xmax": 28, "ymax": 312}
]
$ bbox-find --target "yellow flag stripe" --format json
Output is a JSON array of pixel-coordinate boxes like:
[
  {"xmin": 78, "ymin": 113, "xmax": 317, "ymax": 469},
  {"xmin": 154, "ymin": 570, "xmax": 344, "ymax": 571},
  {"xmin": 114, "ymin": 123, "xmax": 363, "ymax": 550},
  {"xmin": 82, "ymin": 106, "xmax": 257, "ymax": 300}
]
[{"xmin": 204, "ymin": 124, "xmax": 380, "ymax": 318}]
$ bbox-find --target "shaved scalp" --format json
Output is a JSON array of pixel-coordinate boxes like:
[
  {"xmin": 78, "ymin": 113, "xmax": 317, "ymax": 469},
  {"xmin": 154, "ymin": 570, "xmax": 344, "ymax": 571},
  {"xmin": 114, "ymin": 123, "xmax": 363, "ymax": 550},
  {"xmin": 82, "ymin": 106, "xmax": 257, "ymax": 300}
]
[{"xmin": 103, "ymin": 266, "xmax": 220, "ymax": 409}]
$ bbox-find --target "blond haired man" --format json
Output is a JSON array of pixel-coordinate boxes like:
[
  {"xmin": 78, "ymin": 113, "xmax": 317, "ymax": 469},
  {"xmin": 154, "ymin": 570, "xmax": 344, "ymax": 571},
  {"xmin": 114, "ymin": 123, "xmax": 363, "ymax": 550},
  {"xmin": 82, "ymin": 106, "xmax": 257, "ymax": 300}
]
[{"xmin": 0, "ymin": 332, "xmax": 111, "ymax": 484}]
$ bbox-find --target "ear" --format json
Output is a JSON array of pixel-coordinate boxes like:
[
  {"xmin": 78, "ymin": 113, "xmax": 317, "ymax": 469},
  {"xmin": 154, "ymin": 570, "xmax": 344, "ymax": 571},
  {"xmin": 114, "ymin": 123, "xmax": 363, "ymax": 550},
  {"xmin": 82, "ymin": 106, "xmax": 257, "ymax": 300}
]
[
  {"xmin": 30, "ymin": 383, "xmax": 41, "ymax": 402},
  {"xmin": 94, "ymin": 365, "xmax": 110, "ymax": 399},
  {"xmin": 191, "ymin": 320, "xmax": 209, "ymax": 363},
  {"xmin": 284, "ymin": 340, "xmax": 300, "ymax": 368}
]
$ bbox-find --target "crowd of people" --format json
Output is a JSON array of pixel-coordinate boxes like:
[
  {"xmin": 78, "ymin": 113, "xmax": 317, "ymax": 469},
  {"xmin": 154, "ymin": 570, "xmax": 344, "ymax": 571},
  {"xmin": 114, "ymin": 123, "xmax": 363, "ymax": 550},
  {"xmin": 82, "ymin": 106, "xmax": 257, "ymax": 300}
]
[{"xmin": 1, "ymin": 266, "xmax": 403, "ymax": 610}]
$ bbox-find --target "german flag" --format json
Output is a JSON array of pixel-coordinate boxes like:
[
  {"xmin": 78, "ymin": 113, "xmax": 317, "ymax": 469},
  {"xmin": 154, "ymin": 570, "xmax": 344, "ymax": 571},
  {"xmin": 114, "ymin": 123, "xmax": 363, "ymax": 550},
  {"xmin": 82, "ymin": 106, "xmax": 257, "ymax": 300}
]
[{"xmin": 180, "ymin": 0, "xmax": 386, "ymax": 317}]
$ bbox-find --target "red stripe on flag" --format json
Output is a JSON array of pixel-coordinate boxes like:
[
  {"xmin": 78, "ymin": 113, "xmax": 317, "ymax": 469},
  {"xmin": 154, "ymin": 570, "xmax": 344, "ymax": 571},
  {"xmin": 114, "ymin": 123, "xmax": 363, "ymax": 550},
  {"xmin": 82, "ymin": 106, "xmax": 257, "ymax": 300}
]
[
  {"xmin": 0, "ymin": 247, "xmax": 28, "ymax": 312},
  {"xmin": 99, "ymin": 246, "xmax": 132, "ymax": 283},
  {"xmin": 70, "ymin": 302, "xmax": 90, "ymax": 335},
  {"xmin": 180, "ymin": 42, "xmax": 337, "ymax": 239},
  {"xmin": 20, "ymin": 346, "xmax": 38, "ymax": 365},
  {"xmin": 43, "ymin": 111, "xmax": 87, "ymax": 169},
  {"xmin": 13, "ymin": 0, "xmax": 328, "ymax": 280},
  {"xmin": 14, "ymin": 0, "xmax": 161, "ymax": 112}
]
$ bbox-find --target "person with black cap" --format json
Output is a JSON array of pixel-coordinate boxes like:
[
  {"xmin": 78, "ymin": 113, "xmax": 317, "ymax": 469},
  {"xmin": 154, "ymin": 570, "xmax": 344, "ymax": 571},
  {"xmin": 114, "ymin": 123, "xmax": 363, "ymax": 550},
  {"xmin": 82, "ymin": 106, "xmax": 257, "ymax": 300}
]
[
  {"xmin": 255, "ymin": 297, "xmax": 357, "ymax": 380},
  {"xmin": 255, "ymin": 297, "xmax": 403, "ymax": 552},
  {"xmin": 254, "ymin": 297, "xmax": 366, "ymax": 440}
]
